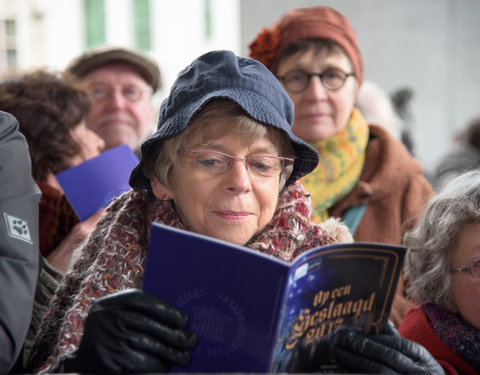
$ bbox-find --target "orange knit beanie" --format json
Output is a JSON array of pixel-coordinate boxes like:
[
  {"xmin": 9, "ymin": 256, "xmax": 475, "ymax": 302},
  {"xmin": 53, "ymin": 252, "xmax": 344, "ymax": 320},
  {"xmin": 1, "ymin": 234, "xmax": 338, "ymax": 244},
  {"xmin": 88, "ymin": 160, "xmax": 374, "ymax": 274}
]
[{"xmin": 249, "ymin": 6, "xmax": 363, "ymax": 86}]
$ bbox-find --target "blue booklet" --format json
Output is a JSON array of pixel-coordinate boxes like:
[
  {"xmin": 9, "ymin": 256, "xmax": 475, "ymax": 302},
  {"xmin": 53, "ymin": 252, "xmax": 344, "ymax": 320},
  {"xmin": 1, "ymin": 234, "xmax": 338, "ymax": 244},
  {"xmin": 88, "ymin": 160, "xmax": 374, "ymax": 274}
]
[
  {"xmin": 142, "ymin": 223, "xmax": 405, "ymax": 373},
  {"xmin": 56, "ymin": 145, "xmax": 139, "ymax": 221}
]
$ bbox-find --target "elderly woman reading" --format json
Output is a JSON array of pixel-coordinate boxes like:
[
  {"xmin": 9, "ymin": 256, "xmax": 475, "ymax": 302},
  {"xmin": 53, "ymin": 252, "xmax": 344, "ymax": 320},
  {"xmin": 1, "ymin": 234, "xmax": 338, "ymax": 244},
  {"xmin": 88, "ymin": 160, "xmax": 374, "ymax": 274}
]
[{"xmin": 27, "ymin": 51, "xmax": 442, "ymax": 374}]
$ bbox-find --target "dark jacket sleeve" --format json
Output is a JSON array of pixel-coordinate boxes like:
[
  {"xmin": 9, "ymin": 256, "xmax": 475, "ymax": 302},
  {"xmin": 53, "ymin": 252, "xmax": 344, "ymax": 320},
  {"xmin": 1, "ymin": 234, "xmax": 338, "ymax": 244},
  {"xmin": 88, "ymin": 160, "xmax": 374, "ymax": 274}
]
[{"xmin": 0, "ymin": 111, "xmax": 41, "ymax": 374}]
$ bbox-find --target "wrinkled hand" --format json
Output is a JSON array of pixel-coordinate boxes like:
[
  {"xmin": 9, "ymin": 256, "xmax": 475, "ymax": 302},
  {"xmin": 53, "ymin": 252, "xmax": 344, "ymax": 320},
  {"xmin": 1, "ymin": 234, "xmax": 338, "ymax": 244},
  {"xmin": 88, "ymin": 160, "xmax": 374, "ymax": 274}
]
[
  {"xmin": 331, "ymin": 321, "xmax": 445, "ymax": 374},
  {"xmin": 63, "ymin": 289, "xmax": 197, "ymax": 374}
]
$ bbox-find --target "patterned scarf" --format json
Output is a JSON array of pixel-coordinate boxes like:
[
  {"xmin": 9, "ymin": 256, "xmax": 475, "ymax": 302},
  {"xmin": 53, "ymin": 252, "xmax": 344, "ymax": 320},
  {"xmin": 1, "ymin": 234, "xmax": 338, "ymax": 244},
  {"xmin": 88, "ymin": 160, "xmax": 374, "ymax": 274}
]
[
  {"xmin": 29, "ymin": 181, "xmax": 337, "ymax": 373},
  {"xmin": 424, "ymin": 303, "xmax": 480, "ymax": 372},
  {"xmin": 300, "ymin": 109, "xmax": 369, "ymax": 223}
]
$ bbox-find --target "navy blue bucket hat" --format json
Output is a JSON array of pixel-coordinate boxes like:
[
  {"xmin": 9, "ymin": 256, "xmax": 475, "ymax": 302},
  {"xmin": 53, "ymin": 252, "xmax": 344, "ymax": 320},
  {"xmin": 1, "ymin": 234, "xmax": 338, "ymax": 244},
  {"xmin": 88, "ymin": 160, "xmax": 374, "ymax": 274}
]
[{"xmin": 129, "ymin": 50, "xmax": 319, "ymax": 190}]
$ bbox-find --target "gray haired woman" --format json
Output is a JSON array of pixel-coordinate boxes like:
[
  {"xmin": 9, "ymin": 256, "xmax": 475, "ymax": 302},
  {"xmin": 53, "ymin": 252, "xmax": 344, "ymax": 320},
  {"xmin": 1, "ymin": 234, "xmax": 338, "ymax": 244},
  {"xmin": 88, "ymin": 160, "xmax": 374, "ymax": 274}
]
[
  {"xmin": 399, "ymin": 170, "xmax": 480, "ymax": 374},
  {"xmin": 28, "ymin": 50, "xmax": 443, "ymax": 375}
]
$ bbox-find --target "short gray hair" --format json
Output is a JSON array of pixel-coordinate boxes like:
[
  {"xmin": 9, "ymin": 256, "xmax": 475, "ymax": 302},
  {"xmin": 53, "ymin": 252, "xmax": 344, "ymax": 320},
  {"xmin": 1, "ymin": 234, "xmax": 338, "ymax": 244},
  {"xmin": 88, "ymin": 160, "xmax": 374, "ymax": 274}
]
[
  {"xmin": 143, "ymin": 99, "xmax": 295, "ymax": 190},
  {"xmin": 403, "ymin": 170, "xmax": 480, "ymax": 307}
]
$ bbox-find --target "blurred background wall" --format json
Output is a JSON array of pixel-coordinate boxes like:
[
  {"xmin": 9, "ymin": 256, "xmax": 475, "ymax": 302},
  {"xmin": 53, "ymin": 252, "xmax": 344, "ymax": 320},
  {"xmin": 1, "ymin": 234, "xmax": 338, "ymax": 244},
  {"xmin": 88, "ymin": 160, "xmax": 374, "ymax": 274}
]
[{"xmin": 1, "ymin": 0, "xmax": 479, "ymax": 173}]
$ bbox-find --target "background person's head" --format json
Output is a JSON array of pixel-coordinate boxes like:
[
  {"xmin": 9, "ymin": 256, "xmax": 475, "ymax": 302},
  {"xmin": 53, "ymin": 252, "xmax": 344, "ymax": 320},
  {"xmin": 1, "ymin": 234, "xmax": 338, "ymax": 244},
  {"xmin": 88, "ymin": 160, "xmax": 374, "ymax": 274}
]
[
  {"xmin": 130, "ymin": 50, "xmax": 319, "ymax": 245},
  {"xmin": 403, "ymin": 170, "xmax": 480, "ymax": 330},
  {"xmin": 249, "ymin": 6, "xmax": 363, "ymax": 142},
  {"xmin": 65, "ymin": 45, "xmax": 161, "ymax": 152},
  {"xmin": 454, "ymin": 115, "xmax": 480, "ymax": 151},
  {"xmin": 0, "ymin": 70, "xmax": 105, "ymax": 181},
  {"xmin": 355, "ymin": 81, "xmax": 403, "ymax": 140}
]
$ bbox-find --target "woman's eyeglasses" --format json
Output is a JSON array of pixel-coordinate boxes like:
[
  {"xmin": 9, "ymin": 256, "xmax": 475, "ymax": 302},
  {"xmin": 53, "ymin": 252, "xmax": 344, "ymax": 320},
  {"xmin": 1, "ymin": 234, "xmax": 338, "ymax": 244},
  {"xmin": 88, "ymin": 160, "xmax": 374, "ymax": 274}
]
[
  {"xmin": 277, "ymin": 68, "xmax": 355, "ymax": 93},
  {"xmin": 450, "ymin": 258, "xmax": 480, "ymax": 280},
  {"xmin": 181, "ymin": 150, "xmax": 294, "ymax": 178}
]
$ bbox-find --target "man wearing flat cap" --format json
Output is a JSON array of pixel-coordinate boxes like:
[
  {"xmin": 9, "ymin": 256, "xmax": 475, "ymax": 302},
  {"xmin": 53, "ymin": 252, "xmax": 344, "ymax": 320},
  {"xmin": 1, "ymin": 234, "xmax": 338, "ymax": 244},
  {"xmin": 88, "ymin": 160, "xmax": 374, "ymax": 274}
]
[{"xmin": 65, "ymin": 45, "xmax": 161, "ymax": 155}]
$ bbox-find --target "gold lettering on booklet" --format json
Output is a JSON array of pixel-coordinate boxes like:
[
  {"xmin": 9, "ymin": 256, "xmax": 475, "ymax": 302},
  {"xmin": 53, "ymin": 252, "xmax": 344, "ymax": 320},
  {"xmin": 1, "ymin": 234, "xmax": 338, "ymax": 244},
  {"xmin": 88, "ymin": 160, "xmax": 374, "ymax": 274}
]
[{"xmin": 286, "ymin": 284, "xmax": 377, "ymax": 349}]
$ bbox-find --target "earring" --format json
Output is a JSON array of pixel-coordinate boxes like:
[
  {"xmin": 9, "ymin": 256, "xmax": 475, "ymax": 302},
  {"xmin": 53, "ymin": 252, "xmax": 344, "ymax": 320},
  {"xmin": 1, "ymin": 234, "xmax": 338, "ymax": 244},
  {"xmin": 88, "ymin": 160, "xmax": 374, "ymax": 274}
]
[{"xmin": 160, "ymin": 193, "xmax": 172, "ymax": 201}]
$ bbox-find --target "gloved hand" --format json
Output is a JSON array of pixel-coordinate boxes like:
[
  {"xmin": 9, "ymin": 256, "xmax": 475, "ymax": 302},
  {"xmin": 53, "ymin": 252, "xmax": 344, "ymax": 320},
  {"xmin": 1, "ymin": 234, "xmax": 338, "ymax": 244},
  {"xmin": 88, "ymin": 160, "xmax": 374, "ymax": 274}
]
[
  {"xmin": 63, "ymin": 289, "xmax": 197, "ymax": 374},
  {"xmin": 331, "ymin": 321, "xmax": 445, "ymax": 374}
]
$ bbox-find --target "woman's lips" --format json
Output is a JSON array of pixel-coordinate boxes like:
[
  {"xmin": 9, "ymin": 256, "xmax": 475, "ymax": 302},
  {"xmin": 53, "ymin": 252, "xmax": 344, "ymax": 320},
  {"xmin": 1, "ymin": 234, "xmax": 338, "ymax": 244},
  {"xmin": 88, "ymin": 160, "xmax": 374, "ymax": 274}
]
[
  {"xmin": 214, "ymin": 211, "xmax": 251, "ymax": 221},
  {"xmin": 302, "ymin": 112, "xmax": 329, "ymax": 121}
]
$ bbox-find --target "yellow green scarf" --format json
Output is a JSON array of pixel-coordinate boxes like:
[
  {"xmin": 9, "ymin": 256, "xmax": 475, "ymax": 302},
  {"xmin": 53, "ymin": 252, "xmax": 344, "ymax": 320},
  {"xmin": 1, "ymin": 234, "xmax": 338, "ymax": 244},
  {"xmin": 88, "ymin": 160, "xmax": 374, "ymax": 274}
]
[{"xmin": 300, "ymin": 108, "xmax": 369, "ymax": 223}]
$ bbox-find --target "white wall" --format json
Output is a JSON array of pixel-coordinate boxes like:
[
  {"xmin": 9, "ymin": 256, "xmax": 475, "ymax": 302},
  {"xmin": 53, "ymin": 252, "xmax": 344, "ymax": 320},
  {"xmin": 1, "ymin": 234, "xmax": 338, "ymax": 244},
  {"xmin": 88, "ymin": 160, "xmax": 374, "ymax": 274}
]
[{"xmin": 151, "ymin": 0, "xmax": 240, "ymax": 101}]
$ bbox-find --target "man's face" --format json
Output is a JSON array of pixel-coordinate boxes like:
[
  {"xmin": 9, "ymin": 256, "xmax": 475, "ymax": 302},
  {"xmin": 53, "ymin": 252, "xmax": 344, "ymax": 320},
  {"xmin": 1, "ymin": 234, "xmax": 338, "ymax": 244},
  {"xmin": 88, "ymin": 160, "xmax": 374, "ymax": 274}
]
[{"xmin": 83, "ymin": 63, "xmax": 155, "ymax": 152}]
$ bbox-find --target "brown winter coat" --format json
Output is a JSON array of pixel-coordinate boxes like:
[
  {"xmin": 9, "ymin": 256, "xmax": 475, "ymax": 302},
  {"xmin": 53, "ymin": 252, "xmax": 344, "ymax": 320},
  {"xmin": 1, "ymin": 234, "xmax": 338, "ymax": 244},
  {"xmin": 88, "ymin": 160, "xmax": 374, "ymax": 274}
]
[{"xmin": 329, "ymin": 124, "xmax": 434, "ymax": 326}]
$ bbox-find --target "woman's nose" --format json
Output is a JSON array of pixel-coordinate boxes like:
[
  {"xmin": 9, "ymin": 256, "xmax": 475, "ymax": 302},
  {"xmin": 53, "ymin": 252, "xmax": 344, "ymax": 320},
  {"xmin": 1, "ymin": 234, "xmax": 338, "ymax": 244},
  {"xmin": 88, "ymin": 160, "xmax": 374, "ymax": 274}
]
[
  {"xmin": 305, "ymin": 76, "xmax": 329, "ymax": 100},
  {"xmin": 224, "ymin": 159, "xmax": 252, "ymax": 192}
]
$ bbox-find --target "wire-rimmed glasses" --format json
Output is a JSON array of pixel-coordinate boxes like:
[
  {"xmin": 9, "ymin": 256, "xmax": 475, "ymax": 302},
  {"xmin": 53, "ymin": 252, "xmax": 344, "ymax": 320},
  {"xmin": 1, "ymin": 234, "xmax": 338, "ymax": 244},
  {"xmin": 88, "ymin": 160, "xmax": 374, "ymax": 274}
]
[
  {"xmin": 277, "ymin": 68, "xmax": 355, "ymax": 93},
  {"xmin": 450, "ymin": 258, "xmax": 480, "ymax": 280},
  {"xmin": 181, "ymin": 150, "xmax": 294, "ymax": 178}
]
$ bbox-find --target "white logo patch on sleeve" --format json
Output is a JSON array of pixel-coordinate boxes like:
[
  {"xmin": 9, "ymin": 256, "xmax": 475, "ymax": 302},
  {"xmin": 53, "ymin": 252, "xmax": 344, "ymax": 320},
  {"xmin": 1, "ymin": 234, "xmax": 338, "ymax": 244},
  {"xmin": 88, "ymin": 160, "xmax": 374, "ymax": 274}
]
[{"xmin": 3, "ymin": 212, "xmax": 33, "ymax": 244}]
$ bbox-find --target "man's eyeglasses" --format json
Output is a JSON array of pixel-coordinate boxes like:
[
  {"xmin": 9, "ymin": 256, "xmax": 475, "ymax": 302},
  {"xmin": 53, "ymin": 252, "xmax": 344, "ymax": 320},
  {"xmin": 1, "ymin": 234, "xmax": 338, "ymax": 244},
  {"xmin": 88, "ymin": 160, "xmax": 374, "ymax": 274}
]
[
  {"xmin": 450, "ymin": 258, "xmax": 480, "ymax": 280},
  {"xmin": 88, "ymin": 84, "xmax": 152, "ymax": 102},
  {"xmin": 277, "ymin": 68, "xmax": 355, "ymax": 93},
  {"xmin": 181, "ymin": 150, "xmax": 294, "ymax": 178}
]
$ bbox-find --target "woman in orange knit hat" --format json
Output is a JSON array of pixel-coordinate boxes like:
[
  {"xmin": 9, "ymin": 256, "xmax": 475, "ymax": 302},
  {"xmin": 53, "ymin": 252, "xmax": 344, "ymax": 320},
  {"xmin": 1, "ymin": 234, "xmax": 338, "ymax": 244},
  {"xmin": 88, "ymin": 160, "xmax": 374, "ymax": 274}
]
[{"xmin": 249, "ymin": 6, "xmax": 433, "ymax": 328}]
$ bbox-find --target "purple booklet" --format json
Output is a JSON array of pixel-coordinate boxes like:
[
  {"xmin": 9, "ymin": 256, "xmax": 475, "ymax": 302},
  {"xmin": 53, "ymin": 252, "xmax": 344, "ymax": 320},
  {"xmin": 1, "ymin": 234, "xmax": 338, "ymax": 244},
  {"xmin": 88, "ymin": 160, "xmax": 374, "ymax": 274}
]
[
  {"xmin": 56, "ymin": 145, "xmax": 139, "ymax": 221},
  {"xmin": 142, "ymin": 223, "xmax": 405, "ymax": 373}
]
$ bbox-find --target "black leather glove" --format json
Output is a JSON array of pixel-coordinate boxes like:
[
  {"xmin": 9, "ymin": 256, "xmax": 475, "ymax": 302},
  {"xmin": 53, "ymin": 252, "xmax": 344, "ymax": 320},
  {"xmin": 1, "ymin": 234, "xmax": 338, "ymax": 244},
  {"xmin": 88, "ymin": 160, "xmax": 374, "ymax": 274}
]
[
  {"xmin": 63, "ymin": 289, "xmax": 197, "ymax": 374},
  {"xmin": 331, "ymin": 321, "xmax": 445, "ymax": 374}
]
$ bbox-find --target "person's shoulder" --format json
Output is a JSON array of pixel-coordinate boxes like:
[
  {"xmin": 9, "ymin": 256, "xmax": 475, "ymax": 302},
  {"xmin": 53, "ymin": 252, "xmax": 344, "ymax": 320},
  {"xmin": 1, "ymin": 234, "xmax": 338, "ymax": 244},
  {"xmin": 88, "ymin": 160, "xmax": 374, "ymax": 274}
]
[
  {"xmin": 398, "ymin": 305, "xmax": 430, "ymax": 339},
  {"xmin": 108, "ymin": 189, "xmax": 147, "ymax": 212},
  {"xmin": 368, "ymin": 123, "xmax": 406, "ymax": 150},
  {"xmin": 365, "ymin": 124, "xmax": 433, "ymax": 196},
  {"xmin": 0, "ymin": 110, "xmax": 19, "ymax": 140},
  {"xmin": 367, "ymin": 123, "xmax": 426, "ymax": 171},
  {"xmin": 0, "ymin": 110, "xmax": 40, "ymax": 201}
]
